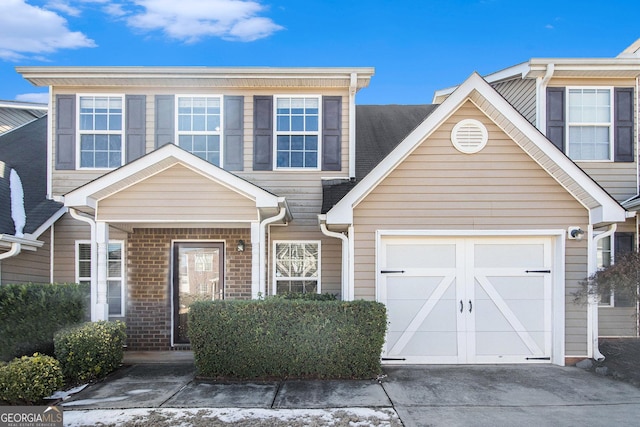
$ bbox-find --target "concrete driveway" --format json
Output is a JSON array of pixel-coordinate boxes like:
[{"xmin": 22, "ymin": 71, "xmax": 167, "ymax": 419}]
[
  {"xmin": 382, "ymin": 365, "xmax": 640, "ymax": 426},
  {"xmin": 60, "ymin": 361, "xmax": 640, "ymax": 426}
]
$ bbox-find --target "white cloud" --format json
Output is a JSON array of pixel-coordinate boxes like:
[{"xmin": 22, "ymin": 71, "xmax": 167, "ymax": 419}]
[
  {"xmin": 15, "ymin": 92, "xmax": 50, "ymax": 104},
  {"xmin": 44, "ymin": 0, "xmax": 82, "ymax": 17},
  {"xmin": 0, "ymin": 0, "xmax": 96, "ymax": 61},
  {"xmin": 125, "ymin": 0, "xmax": 284, "ymax": 42}
]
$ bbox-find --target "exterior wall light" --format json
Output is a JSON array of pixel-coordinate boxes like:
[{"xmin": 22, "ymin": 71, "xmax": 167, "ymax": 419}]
[
  {"xmin": 568, "ymin": 226, "xmax": 585, "ymax": 240},
  {"xmin": 237, "ymin": 239, "xmax": 245, "ymax": 252}
]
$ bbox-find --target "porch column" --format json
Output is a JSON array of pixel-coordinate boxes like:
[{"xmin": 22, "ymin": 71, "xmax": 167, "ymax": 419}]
[
  {"xmin": 251, "ymin": 222, "xmax": 260, "ymax": 299},
  {"xmin": 95, "ymin": 221, "xmax": 109, "ymax": 321}
]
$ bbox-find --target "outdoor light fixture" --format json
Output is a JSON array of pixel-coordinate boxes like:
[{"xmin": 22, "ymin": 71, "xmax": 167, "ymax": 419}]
[
  {"xmin": 567, "ymin": 226, "xmax": 585, "ymax": 240},
  {"xmin": 237, "ymin": 239, "xmax": 245, "ymax": 252}
]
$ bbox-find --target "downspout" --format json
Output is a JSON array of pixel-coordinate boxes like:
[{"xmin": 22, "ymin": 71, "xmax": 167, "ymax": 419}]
[
  {"xmin": 0, "ymin": 243, "xmax": 22, "ymax": 260},
  {"xmin": 320, "ymin": 221, "xmax": 349, "ymax": 301},
  {"xmin": 69, "ymin": 208, "xmax": 97, "ymax": 321},
  {"xmin": 536, "ymin": 63, "xmax": 555, "ymax": 132},
  {"xmin": 349, "ymin": 73, "xmax": 357, "ymax": 179},
  {"xmin": 589, "ymin": 223, "xmax": 617, "ymax": 362},
  {"xmin": 258, "ymin": 206, "xmax": 287, "ymax": 298}
]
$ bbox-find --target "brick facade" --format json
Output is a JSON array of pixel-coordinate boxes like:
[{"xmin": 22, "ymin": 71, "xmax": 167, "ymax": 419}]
[{"xmin": 126, "ymin": 228, "xmax": 252, "ymax": 350}]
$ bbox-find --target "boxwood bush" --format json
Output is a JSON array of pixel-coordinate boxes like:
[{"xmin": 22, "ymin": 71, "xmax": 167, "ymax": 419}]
[
  {"xmin": 0, "ymin": 282, "xmax": 89, "ymax": 361},
  {"xmin": 54, "ymin": 320, "xmax": 127, "ymax": 383},
  {"xmin": 0, "ymin": 353, "xmax": 63, "ymax": 405},
  {"xmin": 189, "ymin": 299, "xmax": 386, "ymax": 379}
]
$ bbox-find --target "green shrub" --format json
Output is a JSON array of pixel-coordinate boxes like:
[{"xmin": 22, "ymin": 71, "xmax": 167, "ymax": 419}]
[
  {"xmin": 189, "ymin": 299, "xmax": 386, "ymax": 379},
  {"xmin": 0, "ymin": 282, "xmax": 89, "ymax": 361},
  {"xmin": 0, "ymin": 353, "xmax": 63, "ymax": 405},
  {"xmin": 54, "ymin": 321, "xmax": 126, "ymax": 383}
]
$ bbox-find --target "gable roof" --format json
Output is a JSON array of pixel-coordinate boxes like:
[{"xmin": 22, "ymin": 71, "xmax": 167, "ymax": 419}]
[
  {"xmin": 0, "ymin": 100, "xmax": 47, "ymax": 136},
  {"xmin": 322, "ymin": 104, "xmax": 437, "ymax": 213},
  {"xmin": 64, "ymin": 143, "xmax": 291, "ymax": 222},
  {"xmin": 0, "ymin": 116, "xmax": 64, "ymax": 237},
  {"xmin": 325, "ymin": 73, "xmax": 627, "ymax": 226}
]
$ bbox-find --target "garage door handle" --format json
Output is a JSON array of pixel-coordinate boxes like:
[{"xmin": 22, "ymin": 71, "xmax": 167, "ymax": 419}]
[
  {"xmin": 460, "ymin": 300, "xmax": 463, "ymax": 313},
  {"xmin": 469, "ymin": 300, "xmax": 472, "ymax": 313}
]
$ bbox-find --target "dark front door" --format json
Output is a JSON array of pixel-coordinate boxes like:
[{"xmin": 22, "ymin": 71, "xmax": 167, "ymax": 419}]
[{"xmin": 173, "ymin": 242, "xmax": 224, "ymax": 344}]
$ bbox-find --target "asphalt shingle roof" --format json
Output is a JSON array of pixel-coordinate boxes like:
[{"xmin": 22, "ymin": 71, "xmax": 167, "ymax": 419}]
[
  {"xmin": 0, "ymin": 116, "xmax": 62, "ymax": 235},
  {"xmin": 322, "ymin": 104, "xmax": 437, "ymax": 213}
]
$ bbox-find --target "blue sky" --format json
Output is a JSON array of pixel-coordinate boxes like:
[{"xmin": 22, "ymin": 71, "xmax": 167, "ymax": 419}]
[{"xmin": 1, "ymin": 0, "xmax": 638, "ymax": 105}]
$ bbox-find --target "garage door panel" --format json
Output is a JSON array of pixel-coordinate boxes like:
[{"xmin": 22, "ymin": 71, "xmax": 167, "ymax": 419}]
[
  {"xmin": 388, "ymin": 332, "xmax": 459, "ymax": 357},
  {"xmin": 474, "ymin": 300, "xmax": 546, "ymax": 332},
  {"xmin": 387, "ymin": 275, "xmax": 453, "ymax": 299},
  {"xmin": 477, "ymin": 276, "xmax": 546, "ymax": 300},
  {"xmin": 475, "ymin": 331, "xmax": 545, "ymax": 356},
  {"xmin": 474, "ymin": 243, "xmax": 545, "ymax": 268},
  {"xmin": 386, "ymin": 243, "xmax": 456, "ymax": 268}
]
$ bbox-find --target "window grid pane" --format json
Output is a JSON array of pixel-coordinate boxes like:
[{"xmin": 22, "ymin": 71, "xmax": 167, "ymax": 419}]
[
  {"xmin": 567, "ymin": 88, "xmax": 611, "ymax": 161},
  {"xmin": 275, "ymin": 97, "xmax": 319, "ymax": 168},
  {"xmin": 79, "ymin": 96, "xmax": 123, "ymax": 168},
  {"xmin": 177, "ymin": 96, "xmax": 222, "ymax": 166},
  {"xmin": 274, "ymin": 242, "xmax": 319, "ymax": 294},
  {"xmin": 77, "ymin": 242, "xmax": 124, "ymax": 316}
]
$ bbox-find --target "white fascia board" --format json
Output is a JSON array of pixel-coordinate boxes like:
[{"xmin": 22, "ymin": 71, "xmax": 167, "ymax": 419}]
[
  {"xmin": 64, "ymin": 144, "xmax": 281, "ymax": 209},
  {"xmin": 0, "ymin": 234, "xmax": 43, "ymax": 248},
  {"xmin": 432, "ymin": 62, "xmax": 530, "ymax": 102},
  {"xmin": 327, "ymin": 72, "xmax": 627, "ymax": 226}
]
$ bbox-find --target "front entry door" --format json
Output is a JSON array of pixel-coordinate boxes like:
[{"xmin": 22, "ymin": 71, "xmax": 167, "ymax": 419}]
[{"xmin": 173, "ymin": 242, "xmax": 224, "ymax": 344}]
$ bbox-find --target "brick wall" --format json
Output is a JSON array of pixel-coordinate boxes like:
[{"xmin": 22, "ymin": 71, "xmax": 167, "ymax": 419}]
[{"xmin": 126, "ymin": 228, "xmax": 252, "ymax": 350}]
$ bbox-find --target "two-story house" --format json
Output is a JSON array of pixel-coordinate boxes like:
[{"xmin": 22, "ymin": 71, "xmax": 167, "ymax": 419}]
[{"xmin": 13, "ymin": 39, "xmax": 639, "ymax": 366}]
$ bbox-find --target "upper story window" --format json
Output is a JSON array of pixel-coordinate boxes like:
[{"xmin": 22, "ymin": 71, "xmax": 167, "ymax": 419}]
[
  {"xmin": 275, "ymin": 96, "xmax": 320, "ymax": 169},
  {"xmin": 176, "ymin": 96, "xmax": 222, "ymax": 166},
  {"xmin": 567, "ymin": 88, "xmax": 613, "ymax": 161},
  {"xmin": 78, "ymin": 95, "xmax": 124, "ymax": 168}
]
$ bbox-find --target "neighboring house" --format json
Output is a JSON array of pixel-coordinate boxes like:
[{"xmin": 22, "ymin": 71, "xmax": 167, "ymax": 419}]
[
  {"xmin": 434, "ymin": 38, "xmax": 640, "ymax": 343},
  {"xmin": 14, "ymin": 39, "xmax": 639, "ymax": 365},
  {"xmin": 0, "ymin": 113, "xmax": 65, "ymax": 284},
  {"xmin": 0, "ymin": 100, "xmax": 47, "ymax": 135}
]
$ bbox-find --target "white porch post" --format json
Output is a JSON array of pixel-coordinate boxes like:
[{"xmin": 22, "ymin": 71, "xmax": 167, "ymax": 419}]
[
  {"xmin": 95, "ymin": 221, "xmax": 109, "ymax": 320},
  {"xmin": 251, "ymin": 222, "xmax": 260, "ymax": 299}
]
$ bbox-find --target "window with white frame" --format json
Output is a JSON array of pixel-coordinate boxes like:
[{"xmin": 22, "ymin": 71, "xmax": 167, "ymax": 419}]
[
  {"xmin": 177, "ymin": 96, "xmax": 222, "ymax": 166},
  {"xmin": 275, "ymin": 96, "xmax": 320, "ymax": 169},
  {"xmin": 78, "ymin": 95, "xmax": 124, "ymax": 168},
  {"xmin": 273, "ymin": 241, "xmax": 320, "ymax": 294},
  {"xmin": 597, "ymin": 235, "xmax": 636, "ymax": 308},
  {"xmin": 77, "ymin": 241, "xmax": 125, "ymax": 316},
  {"xmin": 567, "ymin": 88, "xmax": 613, "ymax": 161}
]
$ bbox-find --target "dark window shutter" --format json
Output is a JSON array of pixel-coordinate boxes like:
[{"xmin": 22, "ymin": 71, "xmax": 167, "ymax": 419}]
[
  {"xmin": 614, "ymin": 87, "xmax": 634, "ymax": 162},
  {"xmin": 546, "ymin": 87, "xmax": 565, "ymax": 152},
  {"xmin": 126, "ymin": 95, "xmax": 146, "ymax": 162},
  {"xmin": 322, "ymin": 96, "xmax": 342, "ymax": 171},
  {"xmin": 224, "ymin": 96, "xmax": 244, "ymax": 171},
  {"xmin": 55, "ymin": 94, "xmax": 76, "ymax": 170},
  {"xmin": 253, "ymin": 96, "xmax": 273, "ymax": 171},
  {"xmin": 614, "ymin": 232, "xmax": 636, "ymax": 307},
  {"xmin": 155, "ymin": 95, "xmax": 174, "ymax": 148}
]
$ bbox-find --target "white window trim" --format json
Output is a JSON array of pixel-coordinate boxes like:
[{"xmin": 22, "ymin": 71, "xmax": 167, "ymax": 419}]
[
  {"xmin": 174, "ymin": 94, "xmax": 224, "ymax": 167},
  {"xmin": 273, "ymin": 95, "xmax": 322, "ymax": 171},
  {"xmin": 566, "ymin": 86, "xmax": 614, "ymax": 162},
  {"xmin": 272, "ymin": 240, "xmax": 321, "ymax": 295},
  {"xmin": 76, "ymin": 240, "xmax": 126, "ymax": 317},
  {"xmin": 76, "ymin": 93, "xmax": 126, "ymax": 170}
]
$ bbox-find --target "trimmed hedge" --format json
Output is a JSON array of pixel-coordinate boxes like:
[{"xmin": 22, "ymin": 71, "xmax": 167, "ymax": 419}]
[
  {"xmin": 189, "ymin": 299, "xmax": 386, "ymax": 379},
  {"xmin": 0, "ymin": 283, "xmax": 89, "ymax": 361},
  {"xmin": 54, "ymin": 321, "xmax": 127, "ymax": 383},
  {"xmin": 0, "ymin": 353, "xmax": 64, "ymax": 405}
]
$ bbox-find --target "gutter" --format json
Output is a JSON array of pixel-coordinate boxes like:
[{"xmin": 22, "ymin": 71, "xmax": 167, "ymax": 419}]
[
  {"xmin": 257, "ymin": 206, "xmax": 287, "ymax": 298},
  {"xmin": 589, "ymin": 224, "xmax": 617, "ymax": 362},
  {"xmin": 319, "ymin": 220, "xmax": 350, "ymax": 300},
  {"xmin": 0, "ymin": 242, "xmax": 21, "ymax": 260},
  {"xmin": 69, "ymin": 208, "xmax": 97, "ymax": 320}
]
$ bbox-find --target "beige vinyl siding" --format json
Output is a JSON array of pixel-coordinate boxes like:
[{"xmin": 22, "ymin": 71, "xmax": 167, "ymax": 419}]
[
  {"xmin": 0, "ymin": 230, "xmax": 51, "ymax": 285},
  {"xmin": 97, "ymin": 164, "xmax": 258, "ymax": 222},
  {"xmin": 352, "ymin": 101, "xmax": 590, "ymax": 355},
  {"xmin": 491, "ymin": 78, "xmax": 537, "ymax": 126},
  {"xmin": 598, "ymin": 219, "xmax": 639, "ymax": 337},
  {"xmin": 51, "ymin": 87, "xmax": 350, "ymax": 197}
]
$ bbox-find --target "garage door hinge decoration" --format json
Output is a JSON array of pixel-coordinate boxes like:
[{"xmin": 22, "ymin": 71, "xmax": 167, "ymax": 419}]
[
  {"xmin": 525, "ymin": 269, "xmax": 551, "ymax": 273},
  {"xmin": 381, "ymin": 270, "xmax": 405, "ymax": 274}
]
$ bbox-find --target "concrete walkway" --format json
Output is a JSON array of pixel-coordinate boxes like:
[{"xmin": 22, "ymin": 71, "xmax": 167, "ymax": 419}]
[{"xmin": 59, "ymin": 353, "xmax": 640, "ymax": 426}]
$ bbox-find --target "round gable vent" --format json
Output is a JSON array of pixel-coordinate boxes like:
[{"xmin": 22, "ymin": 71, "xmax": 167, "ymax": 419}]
[{"xmin": 451, "ymin": 119, "xmax": 488, "ymax": 154}]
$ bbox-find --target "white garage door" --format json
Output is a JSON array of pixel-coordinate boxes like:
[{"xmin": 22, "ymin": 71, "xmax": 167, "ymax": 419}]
[{"xmin": 379, "ymin": 236, "xmax": 553, "ymax": 364}]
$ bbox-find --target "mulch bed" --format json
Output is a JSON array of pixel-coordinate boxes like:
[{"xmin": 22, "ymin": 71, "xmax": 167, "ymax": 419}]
[{"xmin": 592, "ymin": 338, "xmax": 640, "ymax": 387}]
